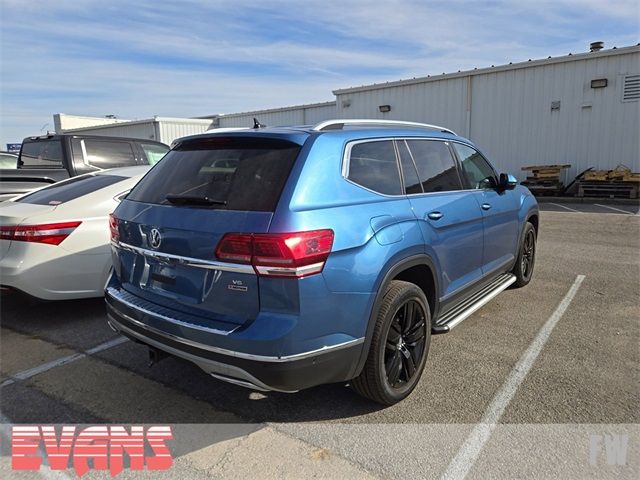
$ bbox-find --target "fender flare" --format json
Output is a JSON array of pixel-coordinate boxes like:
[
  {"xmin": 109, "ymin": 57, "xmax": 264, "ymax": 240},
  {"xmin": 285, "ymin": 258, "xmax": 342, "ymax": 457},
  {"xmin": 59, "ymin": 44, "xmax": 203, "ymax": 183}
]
[{"xmin": 350, "ymin": 254, "xmax": 439, "ymax": 378}]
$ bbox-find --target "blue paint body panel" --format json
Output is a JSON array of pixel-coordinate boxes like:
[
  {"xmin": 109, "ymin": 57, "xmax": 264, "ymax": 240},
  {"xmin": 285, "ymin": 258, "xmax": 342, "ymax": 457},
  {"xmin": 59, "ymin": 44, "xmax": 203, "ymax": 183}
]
[{"xmin": 106, "ymin": 125, "xmax": 538, "ymax": 391}]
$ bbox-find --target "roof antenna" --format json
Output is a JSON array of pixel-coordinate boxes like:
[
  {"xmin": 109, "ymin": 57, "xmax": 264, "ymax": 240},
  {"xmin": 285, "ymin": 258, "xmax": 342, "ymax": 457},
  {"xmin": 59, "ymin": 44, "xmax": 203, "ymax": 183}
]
[{"xmin": 253, "ymin": 117, "xmax": 266, "ymax": 129}]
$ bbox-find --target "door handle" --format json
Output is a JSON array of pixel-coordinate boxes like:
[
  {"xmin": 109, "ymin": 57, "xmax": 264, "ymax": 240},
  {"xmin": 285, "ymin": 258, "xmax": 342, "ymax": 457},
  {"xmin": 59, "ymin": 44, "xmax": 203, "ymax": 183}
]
[
  {"xmin": 427, "ymin": 211, "xmax": 444, "ymax": 220},
  {"xmin": 481, "ymin": 203, "xmax": 492, "ymax": 210}
]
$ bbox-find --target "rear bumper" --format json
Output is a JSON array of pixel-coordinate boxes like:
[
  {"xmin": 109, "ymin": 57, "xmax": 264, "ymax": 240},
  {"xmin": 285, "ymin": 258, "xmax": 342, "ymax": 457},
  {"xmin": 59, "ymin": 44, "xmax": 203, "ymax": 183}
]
[
  {"xmin": 0, "ymin": 241, "xmax": 110, "ymax": 300},
  {"xmin": 105, "ymin": 288, "xmax": 364, "ymax": 392}
]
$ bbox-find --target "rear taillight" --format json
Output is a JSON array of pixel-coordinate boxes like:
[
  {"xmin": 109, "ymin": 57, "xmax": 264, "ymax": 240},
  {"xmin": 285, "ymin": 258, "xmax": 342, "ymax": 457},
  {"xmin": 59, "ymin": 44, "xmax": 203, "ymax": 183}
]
[
  {"xmin": 0, "ymin": 221, "xmax": 81, "ymax": 245},
  {"xmin": 215, "ymin": 229, "xmax": 334, "ymax": 278},
  {"xmin": 109, "ymin": 214, "xmax": 119, "ymax": 242}
]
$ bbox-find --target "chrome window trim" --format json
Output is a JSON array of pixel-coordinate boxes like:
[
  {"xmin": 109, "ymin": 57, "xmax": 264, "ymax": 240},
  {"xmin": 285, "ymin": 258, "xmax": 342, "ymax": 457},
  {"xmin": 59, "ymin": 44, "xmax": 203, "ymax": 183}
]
[
  {"xmin": 106, "ymin": 291, "xmax": 365, "ymax": 362},
  {"xmin": 342, "ymin": 138, "xmax": 404, "ymax": 197},
  {"xmin": 342, "ymin": 137, "xmax": 473, "ymax": 198},
  {"xmin": 112, "ymin": 241, "xmax": 255, "ymax": 274},
  {"xmin": 449, "ymin": 140, "xmax": 499, "ymax": 190}
]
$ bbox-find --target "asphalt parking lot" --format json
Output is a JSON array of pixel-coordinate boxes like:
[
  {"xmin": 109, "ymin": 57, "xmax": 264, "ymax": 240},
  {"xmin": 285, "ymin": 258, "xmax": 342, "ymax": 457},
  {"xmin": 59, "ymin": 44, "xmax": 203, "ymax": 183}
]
[{"xmin": 1, "ymin": 201, "xmax": 638, "ymax": 478}]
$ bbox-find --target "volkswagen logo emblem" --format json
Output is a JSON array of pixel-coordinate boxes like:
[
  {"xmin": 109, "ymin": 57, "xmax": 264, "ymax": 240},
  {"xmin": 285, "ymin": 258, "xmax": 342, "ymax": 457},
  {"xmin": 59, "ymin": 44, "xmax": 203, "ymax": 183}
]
[{"xmin": 149, "ymin": 228, "xmax": 162, "ymax": 249}]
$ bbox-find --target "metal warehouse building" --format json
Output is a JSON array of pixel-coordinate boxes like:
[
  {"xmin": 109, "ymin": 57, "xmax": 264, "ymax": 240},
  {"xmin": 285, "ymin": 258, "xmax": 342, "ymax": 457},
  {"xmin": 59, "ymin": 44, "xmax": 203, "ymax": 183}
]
[
  {"xmin": 331, "ymin": 44, "xmax": 639, "ymax": 180},
  {"xmin": 54, "ymin": 115, "xmax": 216, "ymax": 145},
  {"xmin": 216, "ymin": 101, "xmax": 337, "ymax": 128},
  {"xmin": 55, "ymin": 44, "xmax": 639, "ymax": 180}
]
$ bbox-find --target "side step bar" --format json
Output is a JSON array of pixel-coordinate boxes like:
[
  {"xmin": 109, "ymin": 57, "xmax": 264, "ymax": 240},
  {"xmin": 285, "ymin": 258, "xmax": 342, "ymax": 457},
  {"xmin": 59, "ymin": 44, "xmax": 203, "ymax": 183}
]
[{"xmin": 432, "ymin": 273, "xmax": 516, "ymax": 334}]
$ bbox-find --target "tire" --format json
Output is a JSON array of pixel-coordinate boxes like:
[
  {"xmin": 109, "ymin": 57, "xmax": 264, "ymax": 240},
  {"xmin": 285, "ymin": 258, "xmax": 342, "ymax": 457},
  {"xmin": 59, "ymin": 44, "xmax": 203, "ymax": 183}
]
[
  {"xmin": 351, "ymin": 280, "xmax": 431, "ymax": 405},
  {"xmin": 512, "ymin": 222, "xmax": 536, "ymax": 288}
]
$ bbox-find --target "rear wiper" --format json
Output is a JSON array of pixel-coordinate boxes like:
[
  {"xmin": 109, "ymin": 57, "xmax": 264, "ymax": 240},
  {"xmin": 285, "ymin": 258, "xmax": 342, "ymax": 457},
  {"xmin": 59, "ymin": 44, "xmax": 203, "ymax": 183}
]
[{"xmin": 165, "ymin": 194, "xmax": 227, "ymax": 206}]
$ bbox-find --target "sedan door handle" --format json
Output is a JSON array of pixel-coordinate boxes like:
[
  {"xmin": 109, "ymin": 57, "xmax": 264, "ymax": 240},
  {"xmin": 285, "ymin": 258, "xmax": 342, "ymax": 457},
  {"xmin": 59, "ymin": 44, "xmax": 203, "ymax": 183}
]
[
  {"xmin": 427, "ymin": 211, "xmax": 444, "ymax": 220},
  {"xmin": 481, "ymin": 203, "xmax": 492, "ymax": 210}
]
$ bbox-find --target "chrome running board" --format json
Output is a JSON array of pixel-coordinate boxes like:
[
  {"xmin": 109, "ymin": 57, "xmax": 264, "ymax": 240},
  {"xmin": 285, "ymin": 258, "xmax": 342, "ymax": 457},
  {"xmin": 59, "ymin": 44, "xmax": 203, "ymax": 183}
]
[{"xmin": 432, "ymin": 273, "xmax": 516, "ymax": 334}]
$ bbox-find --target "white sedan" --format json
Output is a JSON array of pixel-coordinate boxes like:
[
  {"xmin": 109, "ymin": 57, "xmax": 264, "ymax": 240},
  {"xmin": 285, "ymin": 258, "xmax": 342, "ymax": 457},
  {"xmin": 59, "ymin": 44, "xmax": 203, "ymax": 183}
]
[{"xmin": 0, "ymin": 166, "xmax": 149, "ymax": 300}]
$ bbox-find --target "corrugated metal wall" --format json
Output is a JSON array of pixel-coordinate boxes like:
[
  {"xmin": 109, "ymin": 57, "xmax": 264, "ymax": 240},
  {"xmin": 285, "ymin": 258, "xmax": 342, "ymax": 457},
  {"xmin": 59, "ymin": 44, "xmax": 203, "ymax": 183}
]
[
  {"xmin": 218, "ymin": 102, "xmax": 336, "ymax": 128},
  {"xmin": 336, "ymin": 77, "xmax": 469, "ymax": 134},
  {"xmin": 156, "ymin": 119, "xmax": 215, "ymax": 144},
  {"xmin": 335, "ymin": 48, "xmax": 640, "ymax": 180}
]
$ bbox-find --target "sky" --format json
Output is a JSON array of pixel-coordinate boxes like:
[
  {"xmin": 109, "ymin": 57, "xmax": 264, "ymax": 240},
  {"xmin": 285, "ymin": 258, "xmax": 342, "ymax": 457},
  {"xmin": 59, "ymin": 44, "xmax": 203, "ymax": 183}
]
[{"xmin": 0, "ymin": 0, "xmax": 638, "ymax": 146}]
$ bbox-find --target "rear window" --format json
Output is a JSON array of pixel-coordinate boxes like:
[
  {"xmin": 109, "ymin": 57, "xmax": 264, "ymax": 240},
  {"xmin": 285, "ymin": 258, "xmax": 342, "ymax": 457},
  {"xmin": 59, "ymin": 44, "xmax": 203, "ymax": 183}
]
[
  {"xmin": 19, "ymin": 140, "xmax": 63, "ymax": 168},
  {"xmin": 18, "ymin": 174, "xmax": 125, "ymax": 205},
  {"xmin": 126, "ymin": 137, "xmax": 301, "ymax": 212}
]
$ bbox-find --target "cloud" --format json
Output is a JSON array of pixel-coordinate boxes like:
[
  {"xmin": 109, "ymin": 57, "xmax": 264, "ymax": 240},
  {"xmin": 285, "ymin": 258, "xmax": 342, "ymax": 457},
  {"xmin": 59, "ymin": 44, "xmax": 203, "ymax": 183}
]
[{"xmin": 1, "ymin": 0, "xmax": 637, "ymax": 144}]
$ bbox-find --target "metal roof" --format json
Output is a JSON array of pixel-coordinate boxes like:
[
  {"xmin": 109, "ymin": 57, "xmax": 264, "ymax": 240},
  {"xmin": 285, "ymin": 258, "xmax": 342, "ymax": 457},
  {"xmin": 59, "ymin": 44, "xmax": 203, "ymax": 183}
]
[
  {"xmin": 333, "ymin": 44, "xmax": 640, "ymax": 95},
  {"xmin": 213, "ymin": 100, "xmax": 337, "ymax": 119}
]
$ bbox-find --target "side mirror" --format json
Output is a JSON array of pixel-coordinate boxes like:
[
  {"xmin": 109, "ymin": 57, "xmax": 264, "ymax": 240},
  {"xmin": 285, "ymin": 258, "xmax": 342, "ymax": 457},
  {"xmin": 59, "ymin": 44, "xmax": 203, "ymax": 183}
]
[{"xmin": 499, "ymin": 173, "xmax": 518, "ymax": 190}]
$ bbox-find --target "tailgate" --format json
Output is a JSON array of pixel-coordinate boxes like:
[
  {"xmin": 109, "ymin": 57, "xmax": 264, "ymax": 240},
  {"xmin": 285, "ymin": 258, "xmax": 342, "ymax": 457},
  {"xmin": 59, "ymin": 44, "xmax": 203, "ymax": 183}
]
[
  {"xmin": 114, "ymin": 201, "xmax": 271, "ymax": 324},
  {"xmin": 111, "ymin": 134, "xmax": 304, "ymax": 326}
]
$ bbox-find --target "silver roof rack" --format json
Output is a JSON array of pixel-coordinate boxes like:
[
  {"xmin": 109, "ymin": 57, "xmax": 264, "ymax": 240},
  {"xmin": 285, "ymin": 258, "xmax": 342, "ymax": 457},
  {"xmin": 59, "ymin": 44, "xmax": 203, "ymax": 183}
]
[{"xmin": 312, "ymin": 119, "xmax": 457, "ymax": 135}]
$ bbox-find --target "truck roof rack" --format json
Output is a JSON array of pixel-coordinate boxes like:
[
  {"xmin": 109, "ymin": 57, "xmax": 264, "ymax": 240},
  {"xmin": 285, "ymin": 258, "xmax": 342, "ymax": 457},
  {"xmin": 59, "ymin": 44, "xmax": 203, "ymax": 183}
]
[{"xmin": 312, "ymin": 119, "xmax": 457, "ymax": 135}]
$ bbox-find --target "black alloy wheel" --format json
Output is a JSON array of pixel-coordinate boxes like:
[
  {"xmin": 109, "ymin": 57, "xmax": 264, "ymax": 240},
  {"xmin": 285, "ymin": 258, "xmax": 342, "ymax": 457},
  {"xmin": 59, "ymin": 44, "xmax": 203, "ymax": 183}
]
[
  {"xmin": 351, "ymin": 280, "xmax": 431, "ymax": 405},
  {"xmin": 384, "ymin": 300, "xmax": 427, "ymax": 388}
]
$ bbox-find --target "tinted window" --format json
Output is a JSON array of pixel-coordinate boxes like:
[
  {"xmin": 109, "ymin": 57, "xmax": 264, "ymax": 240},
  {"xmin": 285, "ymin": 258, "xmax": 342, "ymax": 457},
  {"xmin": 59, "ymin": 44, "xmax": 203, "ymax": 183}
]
[
  {"xmin": 84, "ymin": 140, "xmax": 136, "ymax": 168},
  {"xmin": 127, "ymin": 137, "xmax": 301, "ymax": 212},
  {"xmin": 347, "ymin": 140, "xmax": 402, "ymax": 195},
  {"xmin": 141, "ymin": 143, "xmax": 169, "ymax": 165},
  {"xmin": 18, "ymin": 175, "xmax": 125, "ymax": 205},
  {"xmin": 453, "ymin": 143, "xmax": 497, "ymax": 189},
  {"xmin": 19, "ymin": 140, "xmax": 63, "ymax": 168},
  {"xmin": 406, "ymin": 140, "xmax": 461, "ymax": 192},
  {"xmin": 397, "ymin": 140, "xmax": 423, "ymax": 194}
]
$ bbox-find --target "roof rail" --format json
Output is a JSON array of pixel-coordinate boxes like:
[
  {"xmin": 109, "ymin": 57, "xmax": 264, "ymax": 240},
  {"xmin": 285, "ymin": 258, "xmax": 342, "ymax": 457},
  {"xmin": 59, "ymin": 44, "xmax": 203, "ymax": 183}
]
[{"xmin": 312, "ymin": 119, "xmax": 457, "ymax": 135}]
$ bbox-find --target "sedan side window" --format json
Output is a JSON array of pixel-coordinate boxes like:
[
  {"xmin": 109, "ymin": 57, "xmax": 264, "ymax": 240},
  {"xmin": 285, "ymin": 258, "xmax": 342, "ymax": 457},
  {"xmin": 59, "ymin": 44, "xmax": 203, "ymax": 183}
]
[
  {"xmin": 347, "ymin": 140, "xmax": 402, "ymax": 195},
  {"xmin": 453, "ymin": 143, "xmax": 497, "ymax": 189},
  {"xmin": 405, "ymin": 140, "xmax": 462, "ymax": 193}
]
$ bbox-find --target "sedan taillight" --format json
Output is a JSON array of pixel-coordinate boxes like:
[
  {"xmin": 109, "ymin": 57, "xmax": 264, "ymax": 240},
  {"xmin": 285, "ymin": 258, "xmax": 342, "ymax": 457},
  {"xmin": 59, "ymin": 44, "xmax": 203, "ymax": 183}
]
[
  {"xmin": 109, "ymin": 214, "xmax": 119, "ymax": 242},
  {"xmin": 215, "ymin": 230, "xmax": 334, "ymax": 278},
  {"xmin": 0, "ymin": 221, "xmax": 82, "ymax": 245}
]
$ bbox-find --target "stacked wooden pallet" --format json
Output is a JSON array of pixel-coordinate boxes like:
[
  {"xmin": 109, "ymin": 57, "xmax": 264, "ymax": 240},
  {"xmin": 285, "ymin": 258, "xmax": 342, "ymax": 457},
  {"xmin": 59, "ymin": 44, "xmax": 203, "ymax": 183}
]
[
  {"xmin": 578, "ymin": 165, "xmax": 639, "ymax": 199},
  {"xmin": 520, "ymin": 164, "xmax": 570, "ymax": 195}
]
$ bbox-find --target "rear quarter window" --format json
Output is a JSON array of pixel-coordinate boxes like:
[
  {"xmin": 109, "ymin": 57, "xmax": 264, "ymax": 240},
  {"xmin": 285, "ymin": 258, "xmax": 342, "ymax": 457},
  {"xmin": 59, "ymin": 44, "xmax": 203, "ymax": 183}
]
[
  {"xmin": 83, "ymin": 140, "xmax": 137, "ymax": 168},
  {"xmin": 18, "ymin": 175, "xmax": 125, "ymax": 205},
  {"xmin": 126, "ymin": 137, "xmax": 301, "ymax": 212},
  {"xmin": 346, "ymin": 140, "xmax": 402, "ymax": 195}
]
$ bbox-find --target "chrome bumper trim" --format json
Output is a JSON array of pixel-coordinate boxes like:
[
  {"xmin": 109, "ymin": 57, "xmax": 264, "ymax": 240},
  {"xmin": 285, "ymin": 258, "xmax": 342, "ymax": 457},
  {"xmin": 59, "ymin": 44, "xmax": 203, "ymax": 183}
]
[
  {"xmin": 112, "ymin": 241, "xmax": 255, "ymax": 274},
  {"xmin": 106, "ymin": 290, "xmax": 364, "ymax": 363},
  {"xmin": 105, "ymin": 287, "xmax": 237, "ymax": 336}
]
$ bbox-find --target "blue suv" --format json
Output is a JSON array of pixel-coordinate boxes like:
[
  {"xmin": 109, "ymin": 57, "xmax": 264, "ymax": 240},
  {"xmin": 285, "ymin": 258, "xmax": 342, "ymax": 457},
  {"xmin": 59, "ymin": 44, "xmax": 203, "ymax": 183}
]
[{"xmin": 106, "ymin": 119, "xmax": 538, "ymax": 405}]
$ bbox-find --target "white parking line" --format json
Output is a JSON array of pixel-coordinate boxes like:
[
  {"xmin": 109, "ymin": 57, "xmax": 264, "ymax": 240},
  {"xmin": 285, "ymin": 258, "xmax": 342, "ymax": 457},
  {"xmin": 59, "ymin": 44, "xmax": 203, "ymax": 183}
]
[
  {"xmin": 441, "ymin": 274, "xmax": 585, "ymax": 480},
  {"xmin": 0, "ymin": 336, "xmax": 128, "ymax": 388},
  {"xmin": 593, "ymin": 203, "xmax": 637, "ymax": 215},
  {"xmin": 547, "ymin": 202, "xmax": 582, "ymax": 213}
]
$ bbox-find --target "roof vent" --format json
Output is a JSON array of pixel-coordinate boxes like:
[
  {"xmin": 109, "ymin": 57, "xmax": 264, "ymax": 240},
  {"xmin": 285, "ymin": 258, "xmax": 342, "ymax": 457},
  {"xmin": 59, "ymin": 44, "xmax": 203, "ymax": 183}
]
[{"xmin": 590, "ymin": 41, "xmax": 604, "ymax": 52}]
